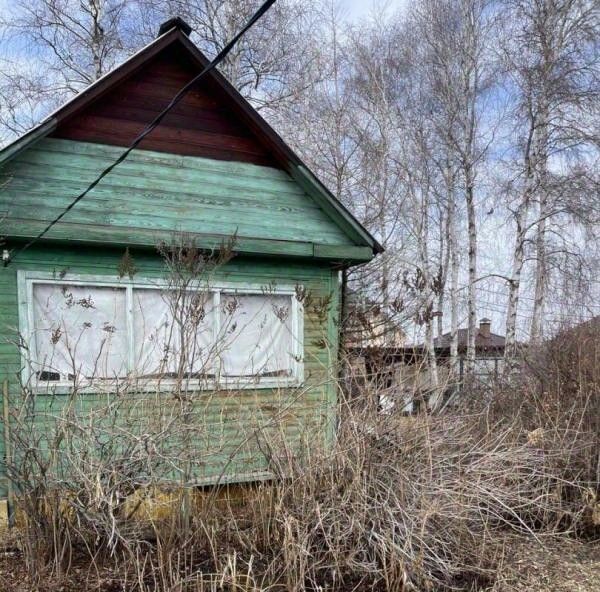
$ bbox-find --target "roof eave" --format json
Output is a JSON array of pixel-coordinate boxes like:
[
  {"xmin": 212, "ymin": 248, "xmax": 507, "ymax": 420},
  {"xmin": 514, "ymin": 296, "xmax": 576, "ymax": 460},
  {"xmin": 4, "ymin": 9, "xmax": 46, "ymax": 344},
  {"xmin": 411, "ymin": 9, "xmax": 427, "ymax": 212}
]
[{"xmin": 0, "ymin": 119, "xmax": 57, "ymax": 166}]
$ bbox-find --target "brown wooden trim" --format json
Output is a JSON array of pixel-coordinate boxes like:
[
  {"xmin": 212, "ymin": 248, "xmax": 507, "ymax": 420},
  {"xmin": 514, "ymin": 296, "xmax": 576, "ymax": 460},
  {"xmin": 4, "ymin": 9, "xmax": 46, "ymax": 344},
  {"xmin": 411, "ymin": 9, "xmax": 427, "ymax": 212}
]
[{"xmin": 51, "ymin": 42, "xmax": 278, "ymax": 167}]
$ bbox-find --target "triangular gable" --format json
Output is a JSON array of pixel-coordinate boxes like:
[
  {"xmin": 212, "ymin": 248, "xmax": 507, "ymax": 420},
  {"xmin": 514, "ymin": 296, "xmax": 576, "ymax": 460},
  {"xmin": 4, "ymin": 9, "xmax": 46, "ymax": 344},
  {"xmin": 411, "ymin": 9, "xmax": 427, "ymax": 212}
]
[
  {"xmin": 0, "ymin": 22, "xmax": 382, "ymax": 257},
  {"xmin": 51, "ymin": 42, "xmax": 279, "ymax": 168}
]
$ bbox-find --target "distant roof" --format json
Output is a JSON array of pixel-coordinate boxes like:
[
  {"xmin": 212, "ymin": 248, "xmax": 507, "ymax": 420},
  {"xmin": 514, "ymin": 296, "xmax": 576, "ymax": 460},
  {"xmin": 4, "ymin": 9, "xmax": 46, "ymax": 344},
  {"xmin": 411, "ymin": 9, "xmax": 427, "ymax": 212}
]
[
  {"xmin": 553, "ymin": 315, "xmax": 600, "ymax": 339},
  {"xmin": 434, "ymin": 328, "xmax": 505, "ymax": 351}
]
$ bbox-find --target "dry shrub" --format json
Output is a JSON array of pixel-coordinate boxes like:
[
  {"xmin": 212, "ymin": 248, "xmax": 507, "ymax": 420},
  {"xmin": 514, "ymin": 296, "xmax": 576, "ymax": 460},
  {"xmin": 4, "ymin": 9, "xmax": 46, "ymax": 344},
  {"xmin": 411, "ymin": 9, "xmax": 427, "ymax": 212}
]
[
  {"xmin": 4, "ymin": 330, "xmax": 599, "ymax": 590},
  {"xmin": 261, "ymin": 404, "xmax": 594, "ymax": 591},
  {"xmin": 6, "ymin": 383, "xmax": 598, "ymax": 591},
  {"xmin": 488, "ymin": 320, "xmax": 600, "ymax": 507}
]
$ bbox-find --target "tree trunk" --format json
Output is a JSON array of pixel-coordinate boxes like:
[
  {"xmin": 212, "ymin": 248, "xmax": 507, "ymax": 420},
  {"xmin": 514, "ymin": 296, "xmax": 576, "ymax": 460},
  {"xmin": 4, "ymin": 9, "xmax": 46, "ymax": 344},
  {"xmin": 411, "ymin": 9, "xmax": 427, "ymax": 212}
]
[
  {"xmin": 504, "ymin": 115, "xmax": 536, "ymax": 369},
  {"xmin": 461, "ymin": 0, "xmax": 480, "ymax": 380},
  {"xmin": 530, "ymin": 205, "xmax": 548, "ymax": 343},
  {"xmin": 424, "ymin": 314, "xmax": 441, "ymax": 410},
  {"xmin": 417, "ymin": 181, "xmax": 441, "ymax": 408},
  {"xmin": 530, "ymin": 106, "xmax": 550, "ymax": 344},
  {"xmin": 89, "ymin": 0, "xmax": 104, "ymax": 81},
  {"xmin": 437, "ymin": 205, "xmax": 450, "ymax": 340},
  {"xmin": 449, "ymin": 210, "xmax": 460, "ymax": 394},
  {"xmin": 465, "ymin": 168, "xmax": 477, "ymax": 377},
  {"xmin": 504, "ymin": 202, "xmax": 527, "ymax": 367},
  {"xmin": 443, "ymin": 162, "xmax": 460, "ymax": 382}
]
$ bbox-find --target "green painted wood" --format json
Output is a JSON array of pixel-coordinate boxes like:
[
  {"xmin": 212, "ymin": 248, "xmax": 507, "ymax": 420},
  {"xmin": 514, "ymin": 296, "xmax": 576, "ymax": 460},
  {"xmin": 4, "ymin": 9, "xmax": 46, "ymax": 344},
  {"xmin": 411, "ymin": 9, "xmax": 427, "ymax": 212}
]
[
  {"xmin": 0, "ymin": 382, "xmax": 5, "ymax": 499},
  {"xmin": 6, "ymin": 224, "xmax": 318, "ymax": 259},
  {"xmin": 313, "ymin": 244, "xmax": 374, "ymax": 261},
  {"xmin": 0, "ymin": 138, "xmax": 363, "ymax": 254},
  {"xmin": 0, "ymin": 245, "xmax": 341, "ymax": 495},
  {"xmin": 5, "ymin": 225, "xmax": 374, "ymax": 263},
  {"xmin": 7, "ymin": 179, "xmax": 324, "ymax": 219}
]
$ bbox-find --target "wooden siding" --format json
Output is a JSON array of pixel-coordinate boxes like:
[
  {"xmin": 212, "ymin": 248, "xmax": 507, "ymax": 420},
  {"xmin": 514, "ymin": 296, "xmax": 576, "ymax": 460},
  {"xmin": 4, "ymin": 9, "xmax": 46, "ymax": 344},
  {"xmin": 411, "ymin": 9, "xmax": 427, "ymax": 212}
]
[
  {"xmin": 0, "ymin": 138, "xmax": 355, "ymax": 251},
  {"xmin": 0, "ymin": 245, "xmax": 340, "ymax": 497},
  {"xmin": 50, "ymin": 44, "xmax": 278, "ymax": 168}
]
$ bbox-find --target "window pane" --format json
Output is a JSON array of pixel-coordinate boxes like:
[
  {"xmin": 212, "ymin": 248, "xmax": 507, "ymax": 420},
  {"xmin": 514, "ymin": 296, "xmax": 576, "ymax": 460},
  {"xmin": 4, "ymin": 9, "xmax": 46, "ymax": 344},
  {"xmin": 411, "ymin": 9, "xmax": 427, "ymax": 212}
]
[
  {"xmin": 220, "ymin": 294, "xmax": 294, "ymax": 379},
  {"xmin": 133, "ymin": 289, "xmax": 215, "ymax": 378},
  {"xmin": 496, "ymin": 359, "xmax": 505, "ymax": 374},
  {"xmin": 474, "ymin": 357, "xmax": 497, "ymax": 375},
  {"xmin": 32, "ymin": 283, "xmax": 128, "ymax": 380}
]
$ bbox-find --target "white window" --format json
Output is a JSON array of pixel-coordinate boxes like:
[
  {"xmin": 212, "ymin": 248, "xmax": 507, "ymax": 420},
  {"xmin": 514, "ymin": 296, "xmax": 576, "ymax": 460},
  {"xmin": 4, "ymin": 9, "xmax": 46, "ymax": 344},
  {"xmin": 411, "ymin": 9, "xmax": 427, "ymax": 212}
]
[
  {"xmin": 219, "ymin": 294, "xmax": 295, "ymax": 380},
  {"xmin": 18, "ymin": 272, "xmax": 303, "ymax": 392},
  {"xmin": 132, "ymin": 288, "xmax": 217, "ymax": 380},
  {"xmin": 32, "ymin": 283, "xmax": 128, "ymax": 381}
]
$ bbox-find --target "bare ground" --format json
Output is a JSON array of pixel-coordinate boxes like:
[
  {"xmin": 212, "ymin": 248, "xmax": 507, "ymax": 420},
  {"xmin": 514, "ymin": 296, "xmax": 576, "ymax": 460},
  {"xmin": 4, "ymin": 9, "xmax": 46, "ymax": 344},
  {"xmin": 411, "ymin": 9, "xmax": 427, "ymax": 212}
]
[
  {"xmin": 490, "ymin": 536, "xmax": 600, "ymax": 592},
  {"xmin": 0, "ymin": 534, "xmax": 597, "ymax": 591}
]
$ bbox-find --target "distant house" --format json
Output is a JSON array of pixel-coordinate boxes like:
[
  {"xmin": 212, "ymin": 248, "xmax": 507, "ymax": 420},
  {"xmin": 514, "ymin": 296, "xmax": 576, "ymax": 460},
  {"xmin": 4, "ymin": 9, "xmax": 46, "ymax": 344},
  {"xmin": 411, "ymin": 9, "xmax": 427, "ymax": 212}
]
[
  {"xmin": 433, "ymin": 318, "xmax": 506, "ymax": 384},
  {"xmin": 0, "ymin": 17, "xmax": 381, "ymax": 500},
  {"xmin": 343, "ymin": 292, "xmax": 406, "ymax": 350},
  {"xmin": 341, "ymin": 294, "xmax": 406, "ymax": 404},
  {"xmin": 347, "ymin": 318, "xmax": 507, "ymax": 413}
]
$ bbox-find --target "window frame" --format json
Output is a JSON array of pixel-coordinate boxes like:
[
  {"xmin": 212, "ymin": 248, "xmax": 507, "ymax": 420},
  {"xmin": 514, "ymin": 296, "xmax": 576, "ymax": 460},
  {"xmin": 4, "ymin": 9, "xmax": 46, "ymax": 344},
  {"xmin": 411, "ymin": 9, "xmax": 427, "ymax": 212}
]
[{"xmin": 18, "ymin": 270, "xmax": 304, "ymax": 394}]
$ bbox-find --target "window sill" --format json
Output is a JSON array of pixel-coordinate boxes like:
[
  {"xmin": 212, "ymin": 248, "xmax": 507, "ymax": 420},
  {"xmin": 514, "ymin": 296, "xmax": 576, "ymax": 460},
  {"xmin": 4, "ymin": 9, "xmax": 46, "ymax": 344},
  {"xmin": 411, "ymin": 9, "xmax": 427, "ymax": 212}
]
[{"xmin": 28, "ymin": 376, "xmax": 304, "ymax": 395}]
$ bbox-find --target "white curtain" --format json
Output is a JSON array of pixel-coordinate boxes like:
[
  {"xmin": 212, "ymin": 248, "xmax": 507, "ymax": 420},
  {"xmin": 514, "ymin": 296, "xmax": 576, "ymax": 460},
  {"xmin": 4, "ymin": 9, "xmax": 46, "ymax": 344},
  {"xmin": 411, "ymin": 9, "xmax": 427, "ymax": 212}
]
[
  {"xmin": 219, "ymin": 294, "xmax": 294, "ymax": 379},
  {"xmin": 31, "ymin": 283, "xmax": 296, "ymax": 385},
  {"xmin": 32, "ymin": 283, "xmax": 128, "ymax": 380},
  {"xmin": 132, "ymin": 289, "xmax": 215, "ymax": 378}
]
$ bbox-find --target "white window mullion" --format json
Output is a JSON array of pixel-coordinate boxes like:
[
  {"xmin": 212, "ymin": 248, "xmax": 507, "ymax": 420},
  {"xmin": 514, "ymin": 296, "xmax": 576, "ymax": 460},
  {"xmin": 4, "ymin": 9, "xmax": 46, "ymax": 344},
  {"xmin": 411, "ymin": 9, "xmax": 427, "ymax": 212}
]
[
  {"xmin": 213, "ymin": 290, "xmax": 221, "ymax": 386},
  {"xmin": 126, "ymin": 285, "xmax": 135, "ymax": 376},
  {"xmin": 26, "ymin": 279, "xmax": 37, "ymax": 383},
  {"xmin": 291, "ymin": 295, "xmax": 299, "ymax": 382},
  {"xmin": 293, "ymin": 296, "xmax": 304, "ymax": 384}
]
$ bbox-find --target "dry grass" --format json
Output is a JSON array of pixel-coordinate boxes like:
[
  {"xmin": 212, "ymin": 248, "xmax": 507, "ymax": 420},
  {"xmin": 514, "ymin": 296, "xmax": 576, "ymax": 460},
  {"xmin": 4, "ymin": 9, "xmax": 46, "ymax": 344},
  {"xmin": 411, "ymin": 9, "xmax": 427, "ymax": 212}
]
[
  {"xmin": 490, "ymin": 535, "xmax": 600, "ymax": 592},
  {"xmin": 2, "ymin": 328, "xmax": 599, "ymax": 591}
]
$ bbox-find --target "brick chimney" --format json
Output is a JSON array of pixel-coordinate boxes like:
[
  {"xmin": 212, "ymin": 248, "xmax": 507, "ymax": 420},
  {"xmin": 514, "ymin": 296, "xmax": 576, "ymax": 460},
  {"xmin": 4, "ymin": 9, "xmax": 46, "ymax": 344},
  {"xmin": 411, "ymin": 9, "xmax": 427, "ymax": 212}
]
[
  {"xmin": 158, "ymin": 16, "xmax": 192, "ymax": 37},
  {"xmin": 479, "ymin": 318, "xmax": 491, "ymax": 339}
]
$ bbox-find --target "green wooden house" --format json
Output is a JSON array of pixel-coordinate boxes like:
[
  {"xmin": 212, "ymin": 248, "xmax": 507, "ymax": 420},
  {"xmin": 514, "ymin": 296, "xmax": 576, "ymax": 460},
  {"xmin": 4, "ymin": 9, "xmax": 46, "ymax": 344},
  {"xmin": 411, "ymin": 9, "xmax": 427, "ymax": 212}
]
[{"xmin": 0, "ymin": 18, "xmax": 381, "ymax": 500}]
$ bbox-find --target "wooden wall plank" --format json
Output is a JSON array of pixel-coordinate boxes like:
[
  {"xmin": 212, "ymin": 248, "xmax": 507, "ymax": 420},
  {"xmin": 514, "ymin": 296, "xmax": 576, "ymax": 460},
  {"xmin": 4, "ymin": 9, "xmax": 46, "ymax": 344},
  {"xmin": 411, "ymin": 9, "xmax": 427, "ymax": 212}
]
[
  {"xmin": 1, "ymin": 138, "xmax": 356, "ymax": 251},
  {"xmin": 0, "ymin": 245, "xmax": 340, "ymax": 492}
]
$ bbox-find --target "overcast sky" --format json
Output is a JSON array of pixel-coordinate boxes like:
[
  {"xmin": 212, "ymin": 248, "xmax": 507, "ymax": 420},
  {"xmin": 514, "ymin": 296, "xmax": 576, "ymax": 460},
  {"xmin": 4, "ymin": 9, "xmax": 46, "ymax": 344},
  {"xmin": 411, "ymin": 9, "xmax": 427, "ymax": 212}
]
[
  {"xmin": 343, "ymin": 0, "xmax": 408, "ymax": 20},
  {"xmin": 344, "ymin": 0, "xmax": 373, "ymax": 19}
]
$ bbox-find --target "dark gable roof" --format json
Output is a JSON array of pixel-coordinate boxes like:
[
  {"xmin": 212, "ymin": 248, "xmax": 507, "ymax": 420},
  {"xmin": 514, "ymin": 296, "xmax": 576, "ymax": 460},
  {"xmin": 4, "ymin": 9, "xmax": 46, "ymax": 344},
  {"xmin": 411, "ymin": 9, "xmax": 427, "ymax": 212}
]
[
  {"xmin": 434, "ymin": 328, "xmax": 505, "ymax": 351},
  {"xmin": 552, "ymin": 315, "xmax": 600, "ymax": 341},
  {"xmin": 0, "ymin": 23, "xmax": 382, "ymax": 257}
]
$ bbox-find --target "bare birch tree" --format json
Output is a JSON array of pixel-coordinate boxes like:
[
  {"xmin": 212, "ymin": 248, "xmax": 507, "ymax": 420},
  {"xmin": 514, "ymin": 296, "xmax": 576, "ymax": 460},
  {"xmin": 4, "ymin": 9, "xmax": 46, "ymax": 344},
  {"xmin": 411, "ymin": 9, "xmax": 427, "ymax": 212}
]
[
  {"xmin": 437, "ymin": 152, "xmax": 461, "ymax": 377},
  {"xmin": 345, "ymin": 13, "xmax": 410, "ymax": 337},
  {"xmin": 0, "ymin": 0, "xmax": 140, "ymax": 135},
  {"xmin": 412, "ymin": 0, "xmax": 496, "ymax": 376},
  {"xmin": 400, "ymin": 126, "xmax": 443, "ymax": 406},
  {"xmin": 501, "ymin": 0, "xmax": 600, "ymax": 349}
]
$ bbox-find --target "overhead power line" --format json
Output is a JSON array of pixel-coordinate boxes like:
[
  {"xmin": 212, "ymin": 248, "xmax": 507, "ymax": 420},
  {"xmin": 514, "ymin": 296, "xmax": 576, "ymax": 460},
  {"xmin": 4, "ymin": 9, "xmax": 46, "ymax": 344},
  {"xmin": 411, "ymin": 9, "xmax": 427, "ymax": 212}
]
[{"xmin": 5, "ymin": 0, "xmax": 277, "ymax": 266}]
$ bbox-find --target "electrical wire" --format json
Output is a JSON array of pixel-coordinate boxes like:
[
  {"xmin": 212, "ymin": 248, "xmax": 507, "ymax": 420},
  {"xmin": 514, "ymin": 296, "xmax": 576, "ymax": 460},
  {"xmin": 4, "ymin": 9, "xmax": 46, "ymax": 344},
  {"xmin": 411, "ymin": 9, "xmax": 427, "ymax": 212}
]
[{"xmin": 6, "ymin": 0, "xmax": 277, "ymax": 266}]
